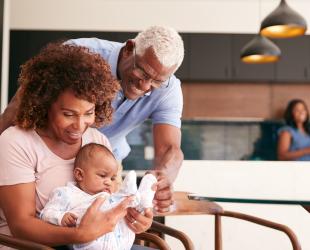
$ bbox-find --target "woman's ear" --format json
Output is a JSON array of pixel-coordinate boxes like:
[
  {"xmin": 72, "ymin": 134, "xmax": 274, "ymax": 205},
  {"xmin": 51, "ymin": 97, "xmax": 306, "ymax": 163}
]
[
  {"xmin": 123, "ymin": 39, "xmax": 135, "ymax": 58},
  {"xmin": 74, "ymin": 167, "xmax": 84, "ymax": 182}
]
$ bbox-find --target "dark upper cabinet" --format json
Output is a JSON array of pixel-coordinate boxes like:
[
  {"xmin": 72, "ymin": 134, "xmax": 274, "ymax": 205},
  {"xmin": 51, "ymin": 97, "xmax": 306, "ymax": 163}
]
[
  {"xmin": 189, "ymin": 33, "xmax": 231, "ymax": 81},
  {"xmin": 9, "ymin": 31, "xmax": 310, "ymax": 99},
  {"xmin": 231, "ymin": 34, "xmax": 275, "ymax": 81},
  {"xmin": 116, "ymin": 32, "xmax": 138, "ymax": 43},
  {"xmin": 274, "ymin": 36, "xmax": 310, "ymax": 82},
  {"xmin": 175, "ymin": 33, "xmax": 190, "ymax": 80}
]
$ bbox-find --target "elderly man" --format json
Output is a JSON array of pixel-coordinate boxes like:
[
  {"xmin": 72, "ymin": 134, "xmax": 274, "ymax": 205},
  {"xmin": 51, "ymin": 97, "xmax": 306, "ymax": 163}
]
[{"xmin": 0, "ymin": 25, "xmax": 185, "ymax": 213}]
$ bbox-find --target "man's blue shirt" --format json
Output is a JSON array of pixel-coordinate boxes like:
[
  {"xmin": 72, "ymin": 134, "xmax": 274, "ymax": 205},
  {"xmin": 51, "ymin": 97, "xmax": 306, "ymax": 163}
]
[{"xmin": 68, "ymin": 38, "xmax": 183, "ymax": 160}]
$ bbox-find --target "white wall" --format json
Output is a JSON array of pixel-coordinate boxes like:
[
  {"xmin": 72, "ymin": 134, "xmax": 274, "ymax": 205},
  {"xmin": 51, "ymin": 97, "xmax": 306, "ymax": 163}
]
[
  {"xmin": 167, "ymin": 160, "xmax": 310, "ymax": 250},
  {"xmin": 9, "ymin": 0, "xmax": 310, "ymax": 34},
  {"xmin": 1, "ymin": 0, "xmax": 10, "ymax": 112}
]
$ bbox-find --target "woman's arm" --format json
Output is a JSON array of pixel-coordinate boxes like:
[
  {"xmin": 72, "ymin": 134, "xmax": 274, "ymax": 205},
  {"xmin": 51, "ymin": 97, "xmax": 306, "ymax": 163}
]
[
  {"xmin": 0, "ymin": 182, "xmax": 132, "ymax": 246},
  {"xmin": 277, "ymin": 130, "xmax": 310, "ymax": 160}
]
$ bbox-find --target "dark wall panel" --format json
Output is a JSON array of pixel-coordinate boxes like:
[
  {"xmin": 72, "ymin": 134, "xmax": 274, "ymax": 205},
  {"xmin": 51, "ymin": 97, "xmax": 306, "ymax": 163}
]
[
  {"xmin": 9, "ymin": 30, "xmax": 138, "ymax": 99},
  {"xmin": 9, "ymin": 31, "xmax": 310, "ymax": 101}
]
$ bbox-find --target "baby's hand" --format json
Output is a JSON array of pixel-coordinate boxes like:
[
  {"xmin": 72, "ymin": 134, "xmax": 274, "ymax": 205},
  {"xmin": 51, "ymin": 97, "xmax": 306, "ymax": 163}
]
[{"xmin": 61, "ymin": 212, "xmax": 78, "ymax": 227}]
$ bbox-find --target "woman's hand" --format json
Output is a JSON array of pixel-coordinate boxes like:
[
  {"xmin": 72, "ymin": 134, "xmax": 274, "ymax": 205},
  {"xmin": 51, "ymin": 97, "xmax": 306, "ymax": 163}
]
[
  {"xmin": 77, "ymin": 196, "xmax": 133, "ymax": 242},
  {"xmin": 125, "ymin": 208, "xmax": 153, "ymax": 234}
]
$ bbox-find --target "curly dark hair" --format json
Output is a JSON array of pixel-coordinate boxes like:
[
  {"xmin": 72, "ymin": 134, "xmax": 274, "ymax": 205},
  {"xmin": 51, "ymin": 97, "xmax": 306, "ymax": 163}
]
[
  {"xmin": 16, "ymin": 42, "xmax": 120, "ymax": 129},
  {"xmin": 284, "ymin": 99, "xmax": 310, "ymax": 134}
]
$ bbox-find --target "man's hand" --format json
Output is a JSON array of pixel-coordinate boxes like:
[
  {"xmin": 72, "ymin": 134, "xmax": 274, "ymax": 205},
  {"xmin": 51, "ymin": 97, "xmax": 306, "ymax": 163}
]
[
  {"xmin": 147, "ymin": 170, "xmax": 174, "ymax": 213},
  {"xmin": 61, "ymin": 212, "xmax": 78, "ymax": 227}
]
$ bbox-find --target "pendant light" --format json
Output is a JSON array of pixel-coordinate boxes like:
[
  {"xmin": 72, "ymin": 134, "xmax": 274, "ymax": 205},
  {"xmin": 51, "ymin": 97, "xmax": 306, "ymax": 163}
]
[
  {"xmin": 240, "ymin": 34, "xmax": 281, "ymax": 64},
  {"xmin": 260, "ymin": 0, "xmax": 307, "ymax": 39}
]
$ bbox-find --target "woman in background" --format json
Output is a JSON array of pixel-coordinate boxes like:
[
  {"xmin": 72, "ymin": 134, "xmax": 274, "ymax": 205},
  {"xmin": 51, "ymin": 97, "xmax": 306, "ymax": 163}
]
[{"xmin": 277, "ymin": 99, "xmax": 310, "ymax": 161}]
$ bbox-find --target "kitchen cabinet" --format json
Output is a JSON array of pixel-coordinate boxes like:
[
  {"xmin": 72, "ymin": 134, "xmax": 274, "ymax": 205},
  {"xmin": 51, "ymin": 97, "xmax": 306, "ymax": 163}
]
[
  {"xmin": 231, "ymin": 34, "xmax": 275, "ymax": 81},
  {"xmin": 175, "ymin": 33, "xmax": 190, "ymax": 80},
  {"xmin": 188, "ymin": 33, "xmax": 277, "ymax": 82},
  {"xmin": 116, "ymin": 32, "xmax": 137, "ymax": 43},
  {"xmin": 275, "ymin": 36, "xmax": 310, "ymax": 82},
  {"xmin": 189, "ymin": 33, "xmax": 231, "ymax": 81},
  {"xmin": 8, "ymin": 31, "xmax": 121, "ymax": 99},
  {"xmin": 9, "ymin": 30, "xmax": 310, "ymax": 99}
]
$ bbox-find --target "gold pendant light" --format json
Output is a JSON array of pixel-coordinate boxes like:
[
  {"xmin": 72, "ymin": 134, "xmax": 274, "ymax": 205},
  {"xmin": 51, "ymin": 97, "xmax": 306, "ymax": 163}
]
[
  {"xmin": 240, "ymin": 34, "xmax": 281, "ymax": 64},
  {"xmin": 260, "ymin": 0, "xmax": 307, "ymax": 39}
]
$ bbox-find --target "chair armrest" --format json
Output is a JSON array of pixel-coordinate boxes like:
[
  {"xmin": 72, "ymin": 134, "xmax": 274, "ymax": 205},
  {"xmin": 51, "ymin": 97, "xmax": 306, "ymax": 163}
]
[
  {"xmin": 0, "ymin": 233, "xmax": 54, "ymax": 250},
  {"xmin": 221, "ymin": 210, "xmax": 301, "ymax": 250},
  {"xmin": 135, "ymin": 232, "xmax": 170, "ymax": 250},
  {"xmin": 150, "ymin": 221, "xmax": 194, "ymax": 250}
]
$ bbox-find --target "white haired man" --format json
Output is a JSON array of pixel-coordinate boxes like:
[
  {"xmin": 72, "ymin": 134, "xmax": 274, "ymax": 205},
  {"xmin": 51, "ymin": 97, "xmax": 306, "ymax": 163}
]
[{"xmin": 0, "ymin": 26, "xmax": 185, "ymax": 216}]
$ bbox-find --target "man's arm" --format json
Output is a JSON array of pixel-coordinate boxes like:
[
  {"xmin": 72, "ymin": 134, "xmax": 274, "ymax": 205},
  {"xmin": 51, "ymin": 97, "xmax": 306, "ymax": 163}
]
[
  {"xmin": 0, "ymin": 88, "xmax": 21, "ymax": 134},
  {"xmin": 153, "ymin": 124, "xmax": 183, "ymax": 182},
  {"xmin": 150, "ymin": 123, "xmax": 184, "ymax": 212}
]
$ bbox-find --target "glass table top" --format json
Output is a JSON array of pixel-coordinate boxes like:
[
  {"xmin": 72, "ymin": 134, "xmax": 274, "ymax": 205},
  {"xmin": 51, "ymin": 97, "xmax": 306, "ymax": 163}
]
[{"xmin": 188, "ymin": 194, "xmax": 310, "ymax": 205}]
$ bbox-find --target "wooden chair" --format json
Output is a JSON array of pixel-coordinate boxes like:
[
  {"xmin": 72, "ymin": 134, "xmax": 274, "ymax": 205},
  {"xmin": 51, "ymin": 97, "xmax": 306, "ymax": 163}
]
[
  {"xmin": 135, "ymin": 220, "xmax": 194, "ymax": 250},
  {"xmin": 153, "ymin": 191, "xmax": 302, "ymax": 250},
  {"xmin": 0, "ymin": 223, "xmax": 191, "ymax": 250},
  {"xmin": 0, "ymin": 233, "xmax": 53, "ymax": 250},
  {"xmin": 0, "ymin": 192, "xmax": 301, "ymax": 250}
]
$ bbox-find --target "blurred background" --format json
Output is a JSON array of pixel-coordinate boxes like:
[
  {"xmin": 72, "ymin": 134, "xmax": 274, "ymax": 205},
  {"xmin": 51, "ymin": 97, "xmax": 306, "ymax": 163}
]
[{"xmin": 2, "ymin": 0, "xmax": 310, "ymax": 168}]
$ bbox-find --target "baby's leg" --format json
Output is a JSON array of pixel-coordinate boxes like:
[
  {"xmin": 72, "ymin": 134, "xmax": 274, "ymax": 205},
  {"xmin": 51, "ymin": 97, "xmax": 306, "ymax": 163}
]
[{"xmin": 93, "ymin": 222, "xmax": 134, "ymax": 250}]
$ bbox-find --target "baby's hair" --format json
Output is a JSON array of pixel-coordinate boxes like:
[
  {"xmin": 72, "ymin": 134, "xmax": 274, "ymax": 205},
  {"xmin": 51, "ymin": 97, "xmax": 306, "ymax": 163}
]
[{"xmin": 74, "ymin": 143, "xmax": 115, "ymax": 169}]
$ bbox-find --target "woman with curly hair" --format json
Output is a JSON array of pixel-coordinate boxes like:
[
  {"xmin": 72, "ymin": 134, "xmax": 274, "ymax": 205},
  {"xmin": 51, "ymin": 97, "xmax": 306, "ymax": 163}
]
[
  {"xmin": 278, "ymin": 99, "xmax": 310, "ymax": 160},
  {"xmin": 0, "ymin": 43, "xmax": 153, "ymax": 249}
]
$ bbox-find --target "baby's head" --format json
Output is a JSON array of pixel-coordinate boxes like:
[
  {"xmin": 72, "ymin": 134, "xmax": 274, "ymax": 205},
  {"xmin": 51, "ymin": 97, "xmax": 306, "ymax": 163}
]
[{"xmin": 73, "ymin": 143, "xmax": 118, "ymax": 195}]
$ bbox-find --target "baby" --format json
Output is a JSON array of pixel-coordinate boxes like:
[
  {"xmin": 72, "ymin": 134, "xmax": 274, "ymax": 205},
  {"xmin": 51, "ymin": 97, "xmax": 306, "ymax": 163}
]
[{"xmin": 40, "ymin": 143, "xmax": 157, "ymax": 250}]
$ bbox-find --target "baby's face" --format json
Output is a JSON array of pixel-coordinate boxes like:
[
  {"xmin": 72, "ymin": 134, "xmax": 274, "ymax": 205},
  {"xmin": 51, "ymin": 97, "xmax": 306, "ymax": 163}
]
[{"xmin": 78, "ymin": 153, "xmax": 118, "ymax": 195}]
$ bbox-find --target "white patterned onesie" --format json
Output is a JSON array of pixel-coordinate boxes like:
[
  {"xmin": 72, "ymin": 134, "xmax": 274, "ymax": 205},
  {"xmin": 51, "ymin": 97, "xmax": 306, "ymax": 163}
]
[{"xmin": 40, "ymin": 171, "xmax": 157, "ymax": 250}]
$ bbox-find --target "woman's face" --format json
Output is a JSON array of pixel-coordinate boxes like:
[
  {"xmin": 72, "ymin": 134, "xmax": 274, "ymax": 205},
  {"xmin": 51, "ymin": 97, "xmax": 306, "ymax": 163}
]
[
  {"xmin": 47, "ymin": 90, "xmax": 95, "ymax": 145},
  {"xmin": 292, "ymin": 102, "xmax": 308, "ymax": 124}
]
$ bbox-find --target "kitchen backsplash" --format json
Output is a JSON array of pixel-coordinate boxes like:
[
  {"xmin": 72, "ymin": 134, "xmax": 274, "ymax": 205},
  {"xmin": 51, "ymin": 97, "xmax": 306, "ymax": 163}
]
[{"xmin": 123, "ymin": 119, "xmax": 283, "ymax": 170}]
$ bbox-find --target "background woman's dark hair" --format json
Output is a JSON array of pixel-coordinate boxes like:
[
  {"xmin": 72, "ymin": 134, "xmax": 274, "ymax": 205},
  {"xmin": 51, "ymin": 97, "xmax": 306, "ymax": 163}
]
[
  {"xmin": 284, "ymin": 99, "xmax": 310, "ymax": 134},
  {"xmin": 16, "ymin": 42, "xmax": 120, "ymax": 129}
]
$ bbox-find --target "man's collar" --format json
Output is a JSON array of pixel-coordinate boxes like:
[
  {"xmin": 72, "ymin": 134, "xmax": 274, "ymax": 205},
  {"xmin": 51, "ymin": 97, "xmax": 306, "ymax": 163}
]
[{"xmin": 108, "ymin": 42, "xmax": 124, "ymax": 79}]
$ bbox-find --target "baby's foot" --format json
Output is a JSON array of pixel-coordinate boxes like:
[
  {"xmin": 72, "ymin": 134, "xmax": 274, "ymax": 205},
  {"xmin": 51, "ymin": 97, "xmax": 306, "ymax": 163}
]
[
  {"xmin": 119, "ymin": 170, "xmax": 137, "ymax": 195},
  {"xmin": 137, "ymin": 174, "xmax": 157, "ymax": 212}
]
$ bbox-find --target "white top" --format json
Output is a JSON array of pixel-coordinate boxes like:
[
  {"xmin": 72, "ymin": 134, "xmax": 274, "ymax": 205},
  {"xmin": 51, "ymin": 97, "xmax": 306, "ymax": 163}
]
[{"xmin": 0, "ymin": 126, "xmax": 111, "ymax": 236}]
